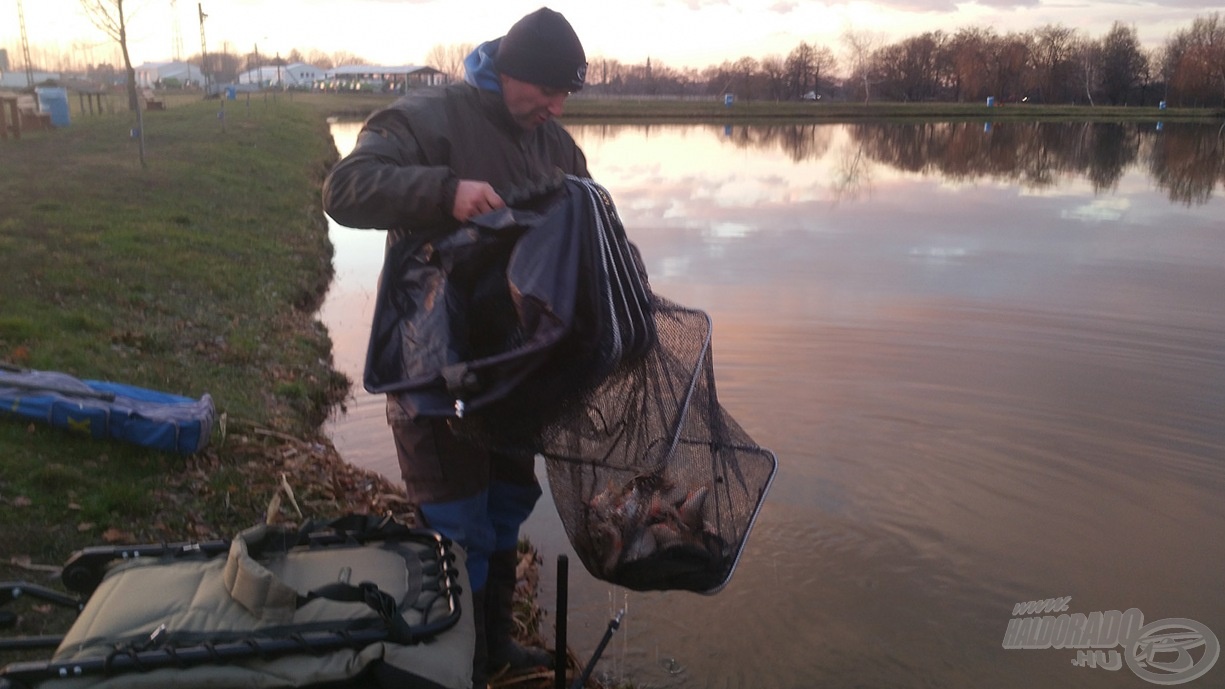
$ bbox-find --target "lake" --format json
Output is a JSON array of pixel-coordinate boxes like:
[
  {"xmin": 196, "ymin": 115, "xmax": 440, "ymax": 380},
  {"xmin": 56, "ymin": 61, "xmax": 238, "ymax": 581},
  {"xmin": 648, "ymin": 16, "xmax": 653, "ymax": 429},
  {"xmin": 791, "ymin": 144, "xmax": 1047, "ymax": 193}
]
[{"xmin": 320, "ymin": 118, "xmax": 1225, "ymax": 689}]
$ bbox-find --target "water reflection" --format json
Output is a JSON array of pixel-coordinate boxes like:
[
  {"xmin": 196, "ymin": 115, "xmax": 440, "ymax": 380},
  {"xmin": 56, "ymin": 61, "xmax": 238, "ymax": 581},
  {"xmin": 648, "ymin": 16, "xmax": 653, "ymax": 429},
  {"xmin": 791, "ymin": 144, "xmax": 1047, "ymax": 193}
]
[
  {"xmin": 578, "ymin": 121, "xmax": 1225, "ymax": 205},
  {"xmin": 321, "ymin": 120, "xmax": 1225, "ymax": 689}
]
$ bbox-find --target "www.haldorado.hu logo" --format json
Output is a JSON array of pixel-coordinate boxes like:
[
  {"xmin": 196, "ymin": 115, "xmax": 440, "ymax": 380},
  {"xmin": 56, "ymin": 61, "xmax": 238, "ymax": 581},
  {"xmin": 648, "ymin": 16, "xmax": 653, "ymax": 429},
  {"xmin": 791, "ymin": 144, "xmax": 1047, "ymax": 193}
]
[{"xmin": 1003, "ymin": 597, "xmax": 1219, "ymax": 685}]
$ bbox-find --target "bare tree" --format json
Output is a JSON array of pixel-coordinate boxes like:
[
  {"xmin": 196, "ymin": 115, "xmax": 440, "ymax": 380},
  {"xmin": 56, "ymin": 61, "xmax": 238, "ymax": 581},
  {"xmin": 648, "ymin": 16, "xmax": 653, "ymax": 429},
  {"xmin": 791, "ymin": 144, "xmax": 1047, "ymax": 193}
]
[
  {"xmin": 1030, "ymin": 24, "xmax": 1080, "ymax": 104},
  {"xmin": 1137, "ymin": 46, "xmax": 1161, "ymax": 104},
  {"xmin": 876, "ymin": 32, "xmax": 945, "ymax": 101},
  {"xmin": 305, "ymin": 49, "xmax": 334, "ymax": 70},
  {"xmin": 425, "ymin": 43, "xmax": 475, "ymax": 83},
  {"xmin": 947, "ymin": 27, "xmax": 996, "ymax": 102},
  {"xmin": 1098, "ymin": 22, "xmax": 1147, "ymax": 104},
  {"xmin": 812, "ymin": 45, "xmax": 837, "ymax": 99},
  {"xmin": 842, "ymin": 28, "xmax": 885, "ymax": 103},
  {"xmin": 331, "ymin": 51, "xmax": 369, "ymax": 68},
  {"xmin": 589, "ymin": 56, "xmax": 626, "ymax": 90},
  {"xmin": 80, "ymin": 0, "xmax": 145, "ymax": 168},
  {"xmin": 80, "ymin": 0, "xmax": 138, "ymax": 110},
  {"xmin": 732, "ymin": 56, "xmax": 760, "ymax": 99},
  {"xmin": 785, "ymin": 42, "xmax": 816, "ymax": 99},
  {"xmin": 759, "ymin": 55, "xmax": 788, "ymax": 100},
  {"xmin": 990, "ymin": 32, "xmax": 1032, "ymax": 102},
  {"xmin": 1177, "ymin": 18, "xmax": 1225, "ymax": 99},
  {"xmin": 1077, "ymin": 36, "xmax": 1100, "ymax": 106}
]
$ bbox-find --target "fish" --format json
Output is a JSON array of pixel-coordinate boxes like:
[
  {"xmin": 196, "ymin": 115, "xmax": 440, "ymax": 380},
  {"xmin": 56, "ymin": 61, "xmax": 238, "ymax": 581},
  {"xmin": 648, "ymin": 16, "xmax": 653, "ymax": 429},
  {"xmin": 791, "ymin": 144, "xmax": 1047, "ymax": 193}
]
[{"xmin": 584, "ymin": 473, "xmax": 722, "ymax": 575}]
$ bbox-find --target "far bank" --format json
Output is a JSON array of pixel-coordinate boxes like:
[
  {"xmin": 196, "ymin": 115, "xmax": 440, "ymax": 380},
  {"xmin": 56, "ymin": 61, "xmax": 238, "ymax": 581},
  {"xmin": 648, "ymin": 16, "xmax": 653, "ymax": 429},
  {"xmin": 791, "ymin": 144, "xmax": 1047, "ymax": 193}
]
[{"xmin": 74, "ymin": 89, "xmax": 1224, "ymax": 124}]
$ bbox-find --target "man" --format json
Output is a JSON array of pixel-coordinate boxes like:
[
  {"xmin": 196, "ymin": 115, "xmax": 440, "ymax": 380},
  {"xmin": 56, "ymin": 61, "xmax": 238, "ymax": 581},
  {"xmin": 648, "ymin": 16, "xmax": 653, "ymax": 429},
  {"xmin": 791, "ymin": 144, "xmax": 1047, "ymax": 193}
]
[{"xmin": 321, "ymin": 7, "xmax": 588, "ymax": 686}]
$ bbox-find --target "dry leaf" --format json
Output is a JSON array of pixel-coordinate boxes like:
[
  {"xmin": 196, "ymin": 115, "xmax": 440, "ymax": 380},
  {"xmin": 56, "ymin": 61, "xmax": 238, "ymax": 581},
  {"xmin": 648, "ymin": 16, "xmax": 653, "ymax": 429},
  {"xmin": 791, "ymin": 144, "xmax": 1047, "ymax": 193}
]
[
  {"xmin": 279, "ymin": 473, "xmax": 303, "ymax": 517},
  {"xmin": 265, "ymin": 491, "xmax": 283, "ymax": 524},
  {"xmin": 102, "ymin": 527, "xmax": 134, "ymax": 543},
  {"xmin": 77, "ymin": 522, "xmax": 95, "ymax": 532},
  {"xmin": 13, "ymin": 496, "xmax": 32, "ymax": 507}
]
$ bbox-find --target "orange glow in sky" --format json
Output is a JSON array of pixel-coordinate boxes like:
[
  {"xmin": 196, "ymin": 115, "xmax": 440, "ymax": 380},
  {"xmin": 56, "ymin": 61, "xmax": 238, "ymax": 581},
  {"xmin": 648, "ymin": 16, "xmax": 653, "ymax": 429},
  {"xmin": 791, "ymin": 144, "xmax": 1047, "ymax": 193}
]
[{"xmin": 1, "ymin": 0, "xmax": 1209, "ymax": 75}]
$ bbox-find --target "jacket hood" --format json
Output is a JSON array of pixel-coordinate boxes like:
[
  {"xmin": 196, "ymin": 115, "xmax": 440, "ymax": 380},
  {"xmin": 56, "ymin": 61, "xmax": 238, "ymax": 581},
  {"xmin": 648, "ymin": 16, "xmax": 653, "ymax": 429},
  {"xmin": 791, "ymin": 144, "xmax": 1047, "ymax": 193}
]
[{"xmin": 463, "ymin": 39, "xmax": 502, "ymax": 93}]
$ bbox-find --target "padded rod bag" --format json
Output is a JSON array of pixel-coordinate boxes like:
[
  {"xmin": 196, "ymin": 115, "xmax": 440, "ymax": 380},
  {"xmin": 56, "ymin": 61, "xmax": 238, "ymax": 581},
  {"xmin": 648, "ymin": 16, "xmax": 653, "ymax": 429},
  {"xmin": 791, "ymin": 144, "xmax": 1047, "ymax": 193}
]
[{"xmin": 0, "ymin": 366, "xmax": 214, "ymax": 455}]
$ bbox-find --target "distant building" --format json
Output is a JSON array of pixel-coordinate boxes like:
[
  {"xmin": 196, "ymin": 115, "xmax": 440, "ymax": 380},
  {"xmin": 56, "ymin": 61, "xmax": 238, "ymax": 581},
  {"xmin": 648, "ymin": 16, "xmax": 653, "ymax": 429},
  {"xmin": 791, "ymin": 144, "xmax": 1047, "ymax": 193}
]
[
  {"xmin": 0, "ymin": 49, "xmax": 9, "ymax": 72},
  {"xmin": 134, "ymin": 61, "xmax": 206, "ymax": 88},
  {"xmin": 322, "ymin": 65, "xmax": 448, "ymax": 92},
  {"xmin": 0, "ymin": 69, "xmax": 61, "ymax": 89},
  {"xmin": 238, "ymin": 63, "xmax": 326, "ymax": 89}
]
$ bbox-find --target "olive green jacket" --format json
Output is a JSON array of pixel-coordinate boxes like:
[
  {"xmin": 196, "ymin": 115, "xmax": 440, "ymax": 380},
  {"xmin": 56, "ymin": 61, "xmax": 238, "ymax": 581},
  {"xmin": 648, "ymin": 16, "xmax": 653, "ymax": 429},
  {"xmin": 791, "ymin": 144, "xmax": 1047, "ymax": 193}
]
[{"xmin": 322, "ymin": 81, "xmax": 589, "ymax": 247}]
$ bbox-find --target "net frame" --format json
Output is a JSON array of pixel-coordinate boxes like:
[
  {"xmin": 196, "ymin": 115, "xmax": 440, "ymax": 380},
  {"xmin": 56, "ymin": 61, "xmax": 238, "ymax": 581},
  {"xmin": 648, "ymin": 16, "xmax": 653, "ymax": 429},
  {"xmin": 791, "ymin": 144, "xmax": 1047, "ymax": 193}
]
[{"xmin": 539, "ymin": 298, "xmax": 777, "ymax": 593}]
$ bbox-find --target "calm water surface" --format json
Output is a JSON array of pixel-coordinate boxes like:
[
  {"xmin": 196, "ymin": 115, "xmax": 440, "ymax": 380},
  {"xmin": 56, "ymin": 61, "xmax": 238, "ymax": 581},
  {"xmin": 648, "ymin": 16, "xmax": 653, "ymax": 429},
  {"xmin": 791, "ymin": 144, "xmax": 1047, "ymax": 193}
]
[{"xmin": 321, "ymin": 120, "xmax": 1225, "ymax": 689}]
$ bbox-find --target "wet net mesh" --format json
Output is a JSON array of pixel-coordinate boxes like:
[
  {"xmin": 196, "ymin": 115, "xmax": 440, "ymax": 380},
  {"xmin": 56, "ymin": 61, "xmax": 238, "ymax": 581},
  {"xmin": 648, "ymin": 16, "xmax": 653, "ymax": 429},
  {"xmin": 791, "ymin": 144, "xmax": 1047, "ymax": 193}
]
[
  {"xmin": 538, "ymin": 297, "xmax": 777, "ymax": 593},
  {"xmin": 449, "ymin": 178, "xmax": 776, "ymax": 593}
]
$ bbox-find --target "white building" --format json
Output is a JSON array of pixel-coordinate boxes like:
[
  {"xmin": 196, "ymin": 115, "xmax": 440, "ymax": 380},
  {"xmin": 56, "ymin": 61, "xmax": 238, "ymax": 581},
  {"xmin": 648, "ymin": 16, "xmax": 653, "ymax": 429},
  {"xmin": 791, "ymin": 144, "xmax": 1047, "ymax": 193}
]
[
  {"xmin": 0, "ymin": 69, "xmax": 61, "ymax": 89},
  {"xmin": 238, "ymin": 62, "xmax": 325, "ymax": 89},
  {"xmin": 322, "ymin": 65, "xmax": 448, "ymax": 92},
  {"xmin": 134, "ymin": 61, "xmax": 206, "ymax": 88}
]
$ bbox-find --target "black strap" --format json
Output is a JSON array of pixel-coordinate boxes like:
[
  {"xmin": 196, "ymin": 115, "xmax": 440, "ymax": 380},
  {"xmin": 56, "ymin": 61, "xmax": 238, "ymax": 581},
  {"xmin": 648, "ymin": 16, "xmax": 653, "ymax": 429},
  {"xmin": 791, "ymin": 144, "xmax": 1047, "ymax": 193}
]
[{"xmin": 300, "ymin": 582, "xmax": 420, "ymax": 644}]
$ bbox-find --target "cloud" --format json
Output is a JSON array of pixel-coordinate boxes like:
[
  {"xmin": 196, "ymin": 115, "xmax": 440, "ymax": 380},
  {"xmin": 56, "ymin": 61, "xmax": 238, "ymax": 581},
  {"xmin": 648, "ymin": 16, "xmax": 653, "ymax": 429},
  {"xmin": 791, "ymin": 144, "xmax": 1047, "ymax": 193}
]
[
  {"xmin": 815, "ymin": 0, "xmax": 964, "ymax": 14},
  {"xmin": 668, "ymin": 0, "xmax": 734, "ymax": 10},
  {"xmin": 869, "ymin": 0, "xmax": 965, "ymax": 12},
  {"xmin": 964, "ymin": 0, "xmax": 1043, "ymax": 10},
  {"xmin": 768, "ymin": 1, "xmax": 801, "ymax": 12}
]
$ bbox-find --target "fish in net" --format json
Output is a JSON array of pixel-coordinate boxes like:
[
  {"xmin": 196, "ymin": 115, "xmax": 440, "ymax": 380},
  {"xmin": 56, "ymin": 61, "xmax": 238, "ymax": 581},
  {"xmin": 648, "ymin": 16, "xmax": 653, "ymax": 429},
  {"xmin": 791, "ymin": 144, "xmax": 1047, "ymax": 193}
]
[
  {"xmin": 454, "ymin": 179, "xmax": 775, "ymax": 593},
  {"xmin": 367, "ymin": 175, "xmax": 776, "ymax": 592},
  {"xmin": 537, "ymin": 297, "xmax": 777, "ymax": 593}
]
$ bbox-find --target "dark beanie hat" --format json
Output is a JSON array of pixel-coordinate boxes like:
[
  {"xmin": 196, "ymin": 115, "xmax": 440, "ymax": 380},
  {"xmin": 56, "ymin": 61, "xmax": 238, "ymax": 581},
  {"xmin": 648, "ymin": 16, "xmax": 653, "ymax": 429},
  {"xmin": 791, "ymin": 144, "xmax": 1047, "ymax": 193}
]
[{"xmin": 495, "ymin": 7, "xmax": 587, "ymax": 92}]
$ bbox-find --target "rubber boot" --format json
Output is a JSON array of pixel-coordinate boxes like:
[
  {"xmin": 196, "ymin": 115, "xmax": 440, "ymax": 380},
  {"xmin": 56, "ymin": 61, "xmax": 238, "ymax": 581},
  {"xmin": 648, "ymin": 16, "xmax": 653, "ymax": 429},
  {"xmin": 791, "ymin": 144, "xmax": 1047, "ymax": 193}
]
[
  {"xmin": 485, "ymin": 549, "xmax": 553, "ymax": 675},
  {"xmin": 470, "ymin": 587, "xmax": 491, "ymax": 689}
]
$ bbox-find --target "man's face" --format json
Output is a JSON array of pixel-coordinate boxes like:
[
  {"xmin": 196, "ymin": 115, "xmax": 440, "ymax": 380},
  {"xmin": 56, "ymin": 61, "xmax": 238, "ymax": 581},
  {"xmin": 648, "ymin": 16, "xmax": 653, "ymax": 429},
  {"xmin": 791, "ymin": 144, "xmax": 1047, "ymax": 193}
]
[{"xmin": 500, "ymin": 74, "xmax": 570, "ymax": 130}]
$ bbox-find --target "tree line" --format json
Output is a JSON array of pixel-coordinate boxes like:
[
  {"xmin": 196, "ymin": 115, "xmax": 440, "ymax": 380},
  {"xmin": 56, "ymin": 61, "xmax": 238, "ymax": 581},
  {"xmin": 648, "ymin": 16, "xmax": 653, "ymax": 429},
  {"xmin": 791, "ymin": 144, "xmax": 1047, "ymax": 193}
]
[
  {"xmin": 556, "ymin": 15, "xmax": 1223, "ymax": 108},
  {"xmin": 8, "ymin": 11, "xmax": 1223, "ymax": 108}
]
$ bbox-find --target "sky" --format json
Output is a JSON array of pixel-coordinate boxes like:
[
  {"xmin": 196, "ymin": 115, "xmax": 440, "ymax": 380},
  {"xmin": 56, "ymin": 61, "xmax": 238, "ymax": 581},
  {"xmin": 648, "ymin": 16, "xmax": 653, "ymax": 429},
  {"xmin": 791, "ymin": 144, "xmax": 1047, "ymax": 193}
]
[{"xmin": 3, "ymin": 0, "xmax": 1222, "ymax": 74}]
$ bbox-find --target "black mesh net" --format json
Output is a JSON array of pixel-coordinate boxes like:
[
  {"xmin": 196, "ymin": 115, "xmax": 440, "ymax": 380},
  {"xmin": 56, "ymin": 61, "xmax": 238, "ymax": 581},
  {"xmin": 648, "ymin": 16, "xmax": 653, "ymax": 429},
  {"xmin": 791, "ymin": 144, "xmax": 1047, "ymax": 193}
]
[
  {"xmin": 435, "ymin": 178, "xmax": 776, "ymax": 593},
  {"xmin": 537, "ymin": 297, "xmax": 776, "ymax": 593}
]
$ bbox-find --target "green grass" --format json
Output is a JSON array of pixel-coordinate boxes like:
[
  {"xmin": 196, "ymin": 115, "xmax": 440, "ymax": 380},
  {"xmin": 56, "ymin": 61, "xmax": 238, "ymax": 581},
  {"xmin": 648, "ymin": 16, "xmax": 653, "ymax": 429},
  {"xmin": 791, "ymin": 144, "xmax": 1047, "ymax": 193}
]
[
  {"xmin": 152, "ymin": 87, "xmax": 1224, "ymax": 123},
  {"xmin": 561, "ymin": 97, "xmax": 1224, "ymax": 123},
  {"xmin": 0, "ymin": 96, "xmax": 347, "ymax": 574}
]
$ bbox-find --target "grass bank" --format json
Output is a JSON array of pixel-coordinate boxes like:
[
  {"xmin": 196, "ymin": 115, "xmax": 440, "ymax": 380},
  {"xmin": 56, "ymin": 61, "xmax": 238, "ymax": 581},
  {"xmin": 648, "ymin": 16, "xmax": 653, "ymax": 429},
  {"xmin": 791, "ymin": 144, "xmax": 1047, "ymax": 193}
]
[
  {"xmin": 0, "ymin": 95, "xmax": 387, "ymax": 583},
  {"xmin": 139, "ymin": 89, "xmax": 1224, "ymax": 124},
  {"xmin": 0, "ymin": 93, "xmax": 574, "ymax": 688},
  {"xmin": 560, "ymin": 97, "xmax": 1224, "ymax": 123}
]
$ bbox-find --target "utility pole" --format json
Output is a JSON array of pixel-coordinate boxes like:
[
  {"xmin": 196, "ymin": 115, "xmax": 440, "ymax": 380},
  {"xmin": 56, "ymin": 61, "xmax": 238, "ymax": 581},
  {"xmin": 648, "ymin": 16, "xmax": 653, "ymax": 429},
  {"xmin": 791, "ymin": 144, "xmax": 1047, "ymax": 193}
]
[
  {"xmin": 198, "ymin": 3, "xmax": 209, "ymax": 92},
  {"xmin": 171, "ymin": 0, "xmax": 184, "ymax": 62},
  {"xmin": 16, "ymin": 0, "xmax": 34, "ymax": 87}
]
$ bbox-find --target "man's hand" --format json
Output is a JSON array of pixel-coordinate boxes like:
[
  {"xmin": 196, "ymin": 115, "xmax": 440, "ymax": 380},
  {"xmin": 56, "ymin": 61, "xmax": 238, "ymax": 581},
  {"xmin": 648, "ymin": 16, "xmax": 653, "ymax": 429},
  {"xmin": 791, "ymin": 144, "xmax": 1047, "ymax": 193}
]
[{"xmin": 452, "ymin": 180, "xmax": 506, "ymax": 222}]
